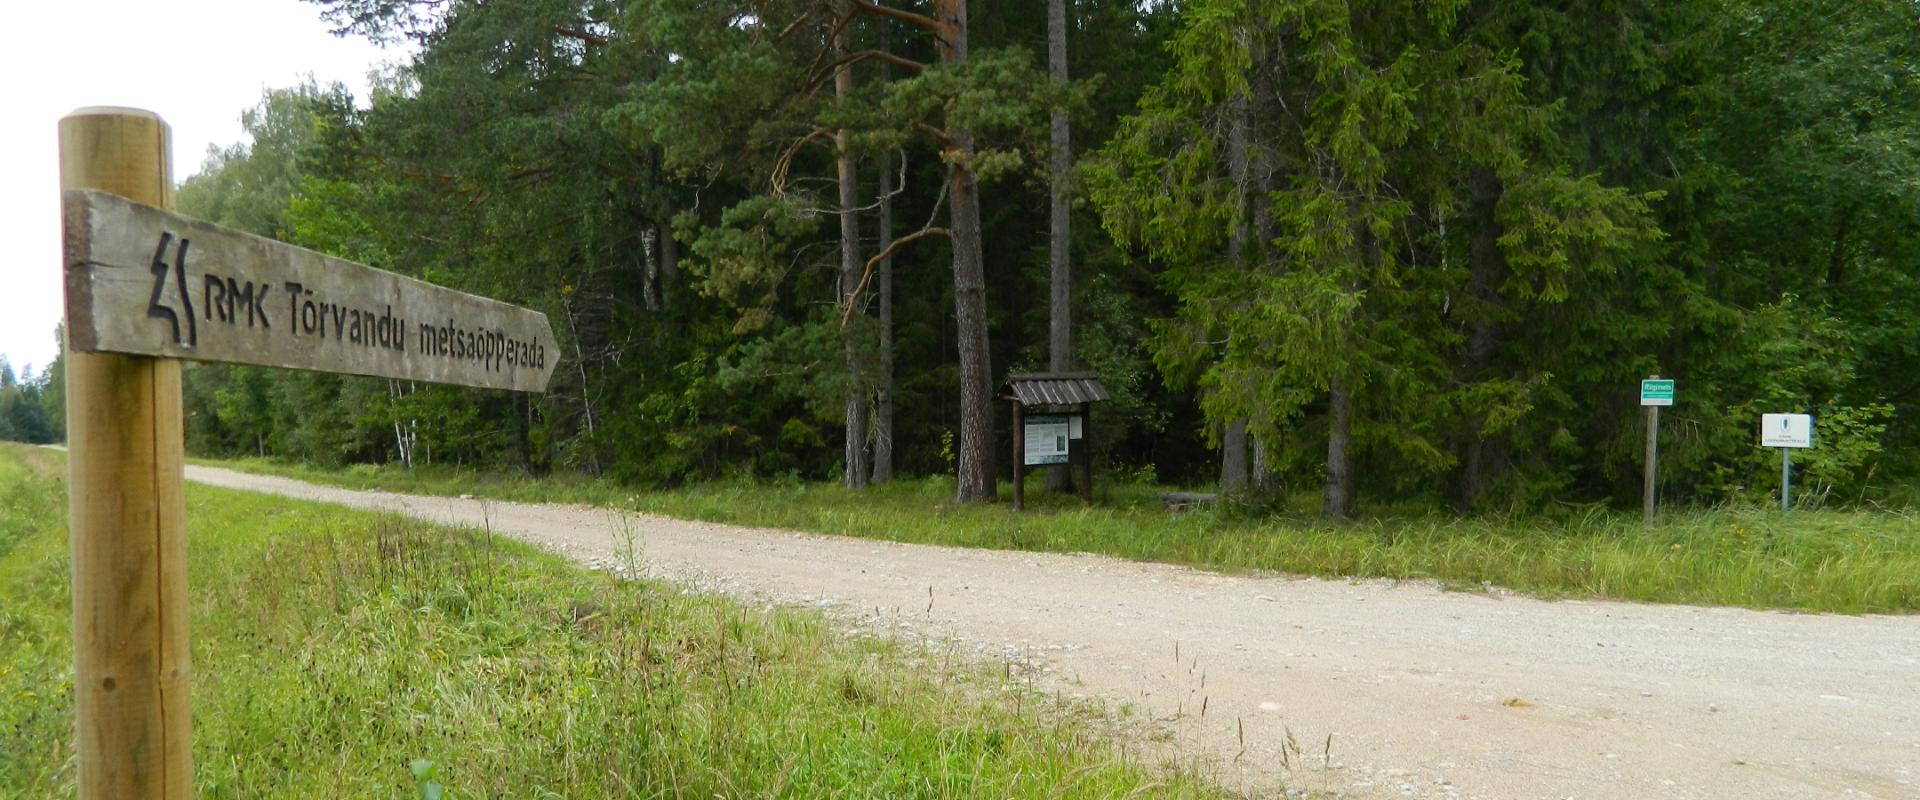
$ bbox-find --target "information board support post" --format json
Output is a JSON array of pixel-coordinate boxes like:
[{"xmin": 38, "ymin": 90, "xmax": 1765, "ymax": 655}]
[
  {"xmin": 1643, "ymin": 379, "xmax": 1660, "ymax": 524},
  {"xmin": 1781, "ymin": 448, "xmax": 1792, "ymax": 513},
  {"xmin": 60, "ymin": 107, "xmax": 192, "ymax": 800},
  {"xmin": 1079, "ymin": 403, "xmax": 1093, "ymax": 504},
  {"xmin": 1011, "ymin": 399, "xmax": 1024, "ymax": 511}
]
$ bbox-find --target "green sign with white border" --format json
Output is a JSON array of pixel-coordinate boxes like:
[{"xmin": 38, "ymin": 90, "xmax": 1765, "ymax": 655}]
[{"xmin": 1640, "ymin": 379, "xmax": 1674, "ymax": 407}]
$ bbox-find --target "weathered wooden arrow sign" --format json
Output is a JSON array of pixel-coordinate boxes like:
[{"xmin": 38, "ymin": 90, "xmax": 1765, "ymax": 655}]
[{"xmin": 64, "ymin": 189, "xmax": 557, "ymax": 392}]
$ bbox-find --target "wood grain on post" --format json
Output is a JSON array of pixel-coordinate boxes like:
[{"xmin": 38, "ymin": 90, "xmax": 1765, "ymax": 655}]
[
  {"xmin": 59, "ymin": 107, "xmax": 192, "ymax": 800},
  {"xmin": 1011, "ymin": 400, "xmax": 1024, "ymax": 511},
  {"xmin": 1644, "ymin": 404, "xmax": 1659, "ymax": 524},
  {"xmin": 1079, "ymin": 403, "xmax": 1093, "ymax": 504}
]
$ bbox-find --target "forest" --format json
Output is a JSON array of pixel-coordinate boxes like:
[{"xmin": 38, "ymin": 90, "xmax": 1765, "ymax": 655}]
[{"xmin": 12, "ymin": 0, "xmax": 1919, "ymax": 518}]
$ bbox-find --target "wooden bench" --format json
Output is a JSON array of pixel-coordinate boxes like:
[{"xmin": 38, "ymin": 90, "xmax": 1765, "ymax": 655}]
[{"xmin": 1158, "ymin": 491, "xmax": 1219, "ymax": 513}]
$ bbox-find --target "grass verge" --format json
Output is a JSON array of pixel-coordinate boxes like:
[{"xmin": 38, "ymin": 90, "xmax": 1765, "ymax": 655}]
[
  {"xmin": 198, "ymin": 456, "xmax": 1920, "ymax": 613},
  {"xmin": 2, "ymin": 445, "xmax": 1219, "ymax": 798}
]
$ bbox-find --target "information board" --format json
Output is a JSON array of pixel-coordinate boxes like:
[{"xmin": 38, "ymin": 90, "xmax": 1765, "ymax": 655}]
[{"xmin": 1024, "ymin": 413, "xmax": 1071, "ymax": 465}]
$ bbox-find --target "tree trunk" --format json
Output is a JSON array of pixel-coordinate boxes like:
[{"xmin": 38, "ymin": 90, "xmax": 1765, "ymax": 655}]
[
  {"xmin": 837, "ymin": 40, "xmax": 871, "ymax": 489},
  {"xmin": 388, "ymin": 379, "xmax": 414, "ymax": 469},
  {"xmin": 1460, "ymin": 166, "xmax": 1503, "ymax": 510},
  {"xmin": 1045, "ymin": 0, "xmax": 1072, "ymax": 369},
  {"xmin": 871, "ymin": 5, "xmax": 896, "ymax": 485},
  {"xmin": 563, "ymin": 299, "xmax": 601, "ymax": 475},
  {"xmin": 1323, "ymin": 372, "xmax": 1354, "ymax": 520},
  {"xmin": 1324, "ymin": 189, "xmax": 1379, "ymax": 520},
  {"xmin": 1218, "ymin": 91, "xmax": 1251, "ymax": 495},
  {"xmin": 657, "ymin": 211, "xmax": 678, "ymax": 310},
  {"xmin": 1220, "ymin": 419, "xmax": 1249, "ymax": 493},
  {"xmin": 1044, "ymin": 0, "xmax": 1074, "ymax": 493},
  {"xmin": 1826, "ymin": 207, "xmax": 1854, "ymax": 286},
  {"xmin": 937, "ymin": 0, "xmax": 996, "ymax": 502},
  {"xmin": 1245, "ymin": 40, "xmax": 1287, "ymax": 499},
  {"xmin": 508, "ymin": 388, "xmax": 530, "ymax": 472},
  {"xmin": 1252, "ymin": 436, "xmax": 1279, "ymax": 495},
  {"xmin": 871, "ymin": 152, "xmax": 896, "ymax": 484},
  {"xmin": 640, "ymin": 226, "xmax": 661, "ymax": 312}
]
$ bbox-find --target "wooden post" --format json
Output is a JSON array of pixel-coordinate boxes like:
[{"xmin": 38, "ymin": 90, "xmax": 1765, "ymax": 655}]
[
  {"xmin": 60, "ymin": 107, "xmax": 192, "ymax": 800},
  {"xmin": 1011, "ymin": 399, "xmax": 1024, "ymax": 511},
  {"xmin": 1643, "ymin": 405, "xmax": 1659, "ymax": 523},
  {"xmin": 1079, "ymin": 403, "xmax": 1093, "ymax": 504},
  {"xmin": 1643, "ymin": 377, "xmax": 1660, "ymax": 525}
]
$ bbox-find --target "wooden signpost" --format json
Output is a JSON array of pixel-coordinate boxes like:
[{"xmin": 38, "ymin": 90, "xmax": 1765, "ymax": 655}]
[
  {"xmin": 1640, "ymin": 376, "xmax": 1673, "ymax": 524},
  {"xmin": 58, "ymin": 107, "xmax": 556, "ymax": 799}
]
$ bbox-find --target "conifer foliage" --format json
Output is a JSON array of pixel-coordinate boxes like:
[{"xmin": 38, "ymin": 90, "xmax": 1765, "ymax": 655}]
[{"xmin": 103, "ymin": 0, "xmax": 1920, "ymax": 512}]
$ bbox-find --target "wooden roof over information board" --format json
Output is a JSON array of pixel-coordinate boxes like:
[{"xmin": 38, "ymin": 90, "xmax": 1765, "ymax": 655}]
[{"xmin": 1001, "ymin": 372, "xmax": 1111, "ymax": 406}]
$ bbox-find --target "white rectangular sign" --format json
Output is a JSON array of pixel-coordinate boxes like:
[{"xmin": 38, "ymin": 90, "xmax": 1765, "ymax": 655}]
[
  {"xmin": 1024, "ymin": 414, "xmax": 1070, "ymax": 465},
  {"xmin": 1760, "ymin": 413, "xmax": 1813, "ymax": 449}
]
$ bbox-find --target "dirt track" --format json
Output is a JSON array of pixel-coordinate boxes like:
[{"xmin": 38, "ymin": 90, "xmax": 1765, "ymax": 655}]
[{"xmin": 184, "ymin": 464, "xmax": 1920, "ymax": 799}]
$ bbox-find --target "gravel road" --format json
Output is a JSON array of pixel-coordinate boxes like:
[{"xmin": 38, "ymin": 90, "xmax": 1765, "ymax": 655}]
[{"xmin": 184, "ymin": 464, "xmax": 1920, "ymax": 799}]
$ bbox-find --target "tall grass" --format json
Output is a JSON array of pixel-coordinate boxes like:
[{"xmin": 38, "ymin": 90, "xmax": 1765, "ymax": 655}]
[
  {"xmin": 0, "ymin": 451, "xmax": 71, "ymax": 791},
  {"xmin": 2, "ymin": 446, "xmax": 1220, "ymax": 798},
  {"xmin": 205, "ymin": 457, "xmax": 1920, "ymax": 613}
]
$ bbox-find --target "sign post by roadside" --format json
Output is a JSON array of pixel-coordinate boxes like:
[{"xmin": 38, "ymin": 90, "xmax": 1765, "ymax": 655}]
[
  {"xmin": 61, "ymin": 106, "xmax": 192, "ymax": 800},
  {"xmin": 60, "ymin": 107, "xmax": 556, "ymax": 799},
  {"xmin": 1761, "ymin": 413, "xmax": 1813, "ymax": 512},
  {"xmin": 1639, "ymin": 376, "xmax": 1674, "ymax": 523}
]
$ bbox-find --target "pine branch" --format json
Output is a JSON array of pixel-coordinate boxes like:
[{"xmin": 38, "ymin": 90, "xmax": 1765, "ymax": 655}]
[
  {"xmin": 773, "ymin": 9, "xmax": 814, "ymax": 42},
  {"xmin": 772, "ymin": 128, "xmax": 835, "ymax": 195},
  {"xmin": 802, "ymin": 50, "xmax": 928, "ymax": 94},
  {"xmin": 850, "ymin": 1, "xmax": 941, "ymax": 34},
  {"xmin": 916, "ymin": 122, "xmax": 956, "ymax": 149},
  {"xmin": 552, "ymin": 25, "xmax": 608, "ymax": 46},
  {"xmin": 842, "ymin": 227, "xmax": 948, "ymax": 324}
]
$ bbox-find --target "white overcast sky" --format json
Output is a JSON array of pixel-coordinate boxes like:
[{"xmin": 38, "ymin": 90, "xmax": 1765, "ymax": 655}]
[{"xmin": 0, "ymin": 0, "xmax": 403, "ymax": 378}]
